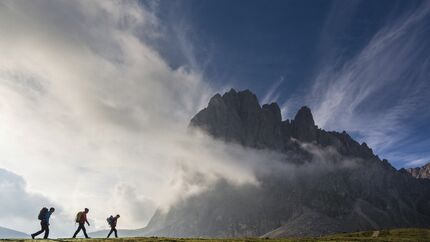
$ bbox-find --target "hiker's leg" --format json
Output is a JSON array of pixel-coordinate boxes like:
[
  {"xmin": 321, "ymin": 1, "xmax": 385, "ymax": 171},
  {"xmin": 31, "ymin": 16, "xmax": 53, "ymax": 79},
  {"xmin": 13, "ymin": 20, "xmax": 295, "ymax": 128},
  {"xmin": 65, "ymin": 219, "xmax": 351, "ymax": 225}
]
[
  {"xmin": 72, "ymin": 224, "xmax": 82, "ymax": 238},
  {"xmin": 107, "ymin": 228, "xmax": 113, "ymax": 238},
  {"xmin": 114, "ymin": 228, "xmax": 118, "ymax": 238},
  {"xmin": 32, "ymin": 230, "xmax": 43, "ymax": 237},
  {"xmin": 82, "ymin": 225, "xmax": 89, "ymax": 238},
  {"xmin": 32, "ymin": 222, "xmax": 45, "ymax": 237},
  {"xmin": 43, "ymin": 223, "xmax": 49, "ymax": 239}
]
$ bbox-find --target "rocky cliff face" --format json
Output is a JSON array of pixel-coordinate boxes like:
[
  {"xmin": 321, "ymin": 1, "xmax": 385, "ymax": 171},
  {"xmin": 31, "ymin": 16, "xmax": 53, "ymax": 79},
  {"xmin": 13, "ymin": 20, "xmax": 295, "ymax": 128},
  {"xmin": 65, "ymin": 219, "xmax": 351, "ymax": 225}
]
[
  {"xmin": 403, "ymin": 163, "xmax": 430, "ymax": 179},
  {"xmin": 142, "ymin": 89, "xmax": 430, "ymax": 238},
  {"xmin": 190, "ymin": 89, "xmax": 378, "ymax": 160}
]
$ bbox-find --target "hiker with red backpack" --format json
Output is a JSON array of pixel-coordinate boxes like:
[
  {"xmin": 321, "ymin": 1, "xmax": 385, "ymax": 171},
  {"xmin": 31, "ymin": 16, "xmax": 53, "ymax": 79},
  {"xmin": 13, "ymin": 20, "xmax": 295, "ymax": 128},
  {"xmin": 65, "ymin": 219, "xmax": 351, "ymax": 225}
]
[
  {"xmin": 72, "ymin": 208, "xmax": 90, "ymax": 238},
  {"xmin": 31, "ymin": 207, "xmax": 55, "ymax": 239},
  {"xmin": 106, "ymin": 214, "xmax": 120, "ymax": 238}
]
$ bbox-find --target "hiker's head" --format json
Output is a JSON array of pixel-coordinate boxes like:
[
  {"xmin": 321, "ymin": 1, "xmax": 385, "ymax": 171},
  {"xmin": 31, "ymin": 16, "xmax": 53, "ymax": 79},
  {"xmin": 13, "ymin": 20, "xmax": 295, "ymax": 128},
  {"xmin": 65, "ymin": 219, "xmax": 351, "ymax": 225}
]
[
  {"xmin": 116, "ymin": 214, "xmax": 120, "ymax": 218},
  {"xmin": 84, "ymin": 208, "xmax": 89, "ymax": 213},
  {"xmin": 49, "ymin": 207, "xmax": 55, "ymax": 212}
]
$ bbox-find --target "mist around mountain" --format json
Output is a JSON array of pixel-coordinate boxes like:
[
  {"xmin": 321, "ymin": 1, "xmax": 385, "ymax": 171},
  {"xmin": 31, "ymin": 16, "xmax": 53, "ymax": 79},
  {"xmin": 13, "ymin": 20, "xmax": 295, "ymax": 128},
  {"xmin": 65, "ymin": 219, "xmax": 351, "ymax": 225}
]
[
  {"xmin": 402, "ymin": 163, "xmax": 430, "ymax": 179},
  {"xmin": 0, "ymin": 226, "xmax": 28, "ymax": 239},
  {"xmin": 135, "ymin": 89, "xmax": 430, "ymax": 238}
]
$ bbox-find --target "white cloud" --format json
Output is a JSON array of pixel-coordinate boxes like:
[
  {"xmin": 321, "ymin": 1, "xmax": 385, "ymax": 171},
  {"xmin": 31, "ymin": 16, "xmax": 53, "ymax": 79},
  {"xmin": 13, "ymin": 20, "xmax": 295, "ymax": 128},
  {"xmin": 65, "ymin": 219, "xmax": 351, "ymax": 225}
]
[
  {"xmin": 0, "ymin": 169, "xmax": 72, "ymax": 236},
  {"xmin": 0, "ymin": 0, "xmax": 259, "ymax": 235}
]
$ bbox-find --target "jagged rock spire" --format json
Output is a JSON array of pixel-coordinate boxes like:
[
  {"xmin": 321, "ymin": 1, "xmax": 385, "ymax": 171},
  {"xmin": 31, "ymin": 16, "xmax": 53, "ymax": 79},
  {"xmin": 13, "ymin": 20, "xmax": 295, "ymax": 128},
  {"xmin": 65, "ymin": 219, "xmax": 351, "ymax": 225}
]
[{"xmin": 291, "ymin": 106, "xmax": 317, "ymax": 142}]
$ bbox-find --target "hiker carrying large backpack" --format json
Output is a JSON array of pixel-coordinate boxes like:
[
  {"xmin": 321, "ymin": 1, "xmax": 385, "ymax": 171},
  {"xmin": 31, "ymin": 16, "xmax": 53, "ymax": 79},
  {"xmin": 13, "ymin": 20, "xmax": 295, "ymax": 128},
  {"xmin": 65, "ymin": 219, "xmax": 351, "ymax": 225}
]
[
  {"xmin": 106, "ymin": 214, "xmax": 120, "ymax": 238},
  {"xmin": 31, "ymin": 207, "xmax": 55, "ymax": 239},
  {"xmin": 72, "ymin": 208, "xmax": 90, "ymax": 238}
]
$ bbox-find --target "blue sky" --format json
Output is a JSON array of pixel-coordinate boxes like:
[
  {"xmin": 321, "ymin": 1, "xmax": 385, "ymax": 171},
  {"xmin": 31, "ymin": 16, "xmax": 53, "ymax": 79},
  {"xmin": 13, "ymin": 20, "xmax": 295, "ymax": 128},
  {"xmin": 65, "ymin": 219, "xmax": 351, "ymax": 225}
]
[{"xmin": 144, "ymin": 0, "xmax": 430, "ymax": 169}]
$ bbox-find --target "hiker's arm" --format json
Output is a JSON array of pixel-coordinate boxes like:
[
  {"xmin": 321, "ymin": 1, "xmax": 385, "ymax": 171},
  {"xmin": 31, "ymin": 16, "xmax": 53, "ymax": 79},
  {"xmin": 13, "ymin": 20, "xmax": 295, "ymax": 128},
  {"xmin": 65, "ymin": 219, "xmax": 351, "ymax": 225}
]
[{"xmin": 86, "ymin": 219, "xmax": 90, "ymax": 226}]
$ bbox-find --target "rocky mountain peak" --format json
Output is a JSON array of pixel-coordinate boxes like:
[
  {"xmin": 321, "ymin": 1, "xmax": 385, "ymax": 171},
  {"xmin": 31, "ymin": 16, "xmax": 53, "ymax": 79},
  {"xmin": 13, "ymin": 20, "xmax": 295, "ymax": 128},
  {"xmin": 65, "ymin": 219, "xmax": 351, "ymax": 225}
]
[
  {"xmin": 190, "ymin": 89, "xmax": 377, "ymax": 160},
  {"xmin": 262, "ymin": 103, "xmax": 282, "ymax": 123},
  {"xmin": 191, "ymin": 89, "xmax": 284, "ymax": 149},
  {"xmin": 207, "ymin": 93, "xmax": 223, "ymax": 106},
  {"xmin": 293, "ymin": 106, "xmax": 315, "ymax": 127},
  {"xmin": 291, "ymin": 106, "xmax": 317, "ymax": 142}
]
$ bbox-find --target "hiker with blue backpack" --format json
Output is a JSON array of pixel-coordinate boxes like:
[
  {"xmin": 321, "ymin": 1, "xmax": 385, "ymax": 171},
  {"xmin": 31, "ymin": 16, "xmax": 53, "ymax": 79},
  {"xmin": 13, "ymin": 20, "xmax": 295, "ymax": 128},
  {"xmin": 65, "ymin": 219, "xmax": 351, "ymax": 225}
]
[
  {"xmin": 72, "ymin": 208, "xmax": 90, "ymax": 238},
  {"xmin": 31, "ymin": 207, "xmax": 55, "ymax": 239},
  {"xmin": 106, "ymin": 214, "xmax": 120, "ymax": 238}
]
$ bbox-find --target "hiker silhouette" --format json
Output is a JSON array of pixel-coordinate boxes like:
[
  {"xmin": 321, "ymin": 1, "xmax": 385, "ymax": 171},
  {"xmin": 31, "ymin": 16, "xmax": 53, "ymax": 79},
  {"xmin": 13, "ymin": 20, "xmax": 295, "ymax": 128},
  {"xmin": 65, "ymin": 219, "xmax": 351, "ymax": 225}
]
[
  {"xmin": 106, "ymin": 214, "xmax": 120, "ymax": 238},
  {"xmin": 72, "ymin": 208, "xmax": 90, "ymax": 238},
  {"xmin": 31, "ymin": 207, "xmax": 55, "ymax": 239}
]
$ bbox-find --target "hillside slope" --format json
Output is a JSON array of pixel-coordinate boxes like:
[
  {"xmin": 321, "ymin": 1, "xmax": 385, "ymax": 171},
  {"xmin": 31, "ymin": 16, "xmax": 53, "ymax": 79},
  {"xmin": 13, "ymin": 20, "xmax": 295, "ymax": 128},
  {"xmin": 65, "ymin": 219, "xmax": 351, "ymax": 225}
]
[{"xmin": 0, "ymin": 226, "xmax": 29, "ymax": 239}]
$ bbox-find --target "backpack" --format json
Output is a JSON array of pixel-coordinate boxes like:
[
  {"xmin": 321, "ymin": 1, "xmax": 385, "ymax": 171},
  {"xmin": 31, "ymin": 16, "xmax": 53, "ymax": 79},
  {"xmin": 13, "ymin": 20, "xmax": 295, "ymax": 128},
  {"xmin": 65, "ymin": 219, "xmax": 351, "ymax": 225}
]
[
  {"xmin": 75, "ymin": 211, "xmax": 83, "ymax": 223},
  {"xmin": 106, "ymin": 215, "xmax": 114, "ymax": 225},
  {"xmin": 38, "ymin": 207, "xmax": 48, "ymax": 220}
]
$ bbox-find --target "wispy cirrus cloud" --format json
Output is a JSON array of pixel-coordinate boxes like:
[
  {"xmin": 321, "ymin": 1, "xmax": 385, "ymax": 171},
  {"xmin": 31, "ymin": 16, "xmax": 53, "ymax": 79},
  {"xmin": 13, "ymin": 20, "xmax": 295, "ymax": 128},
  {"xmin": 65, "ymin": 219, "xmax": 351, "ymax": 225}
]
[
  {"xmin": 283, "ymin": 1, "xmax": 430, "ymax": 166},
  {"xmin": 401, "ymin": 156, "xmax": 430, "ymax": 168},
  {"xmin": 261, "ymin": 76, "xmax": 284, "ymax": 105}
]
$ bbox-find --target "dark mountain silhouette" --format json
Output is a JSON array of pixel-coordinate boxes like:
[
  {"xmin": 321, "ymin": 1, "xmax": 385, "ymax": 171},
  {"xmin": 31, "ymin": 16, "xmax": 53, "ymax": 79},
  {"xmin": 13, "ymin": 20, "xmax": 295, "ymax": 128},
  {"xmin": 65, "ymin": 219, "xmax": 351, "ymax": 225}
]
[
  {"xmin": 140, "ymin": 89, "xmax": 430, "ymax": 237},
  {"xmin": 0, "ymin": 226, "xmax": 28, "ymax": 239},
  {"xmin": 402, "ymin": 163, "xmax": 430, "ymax": 179}
]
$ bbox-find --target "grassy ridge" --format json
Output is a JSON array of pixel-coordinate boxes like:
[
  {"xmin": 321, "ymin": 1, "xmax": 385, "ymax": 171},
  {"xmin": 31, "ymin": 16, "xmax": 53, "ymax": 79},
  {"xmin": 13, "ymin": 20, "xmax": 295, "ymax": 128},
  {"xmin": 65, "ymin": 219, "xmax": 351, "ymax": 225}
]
[
  {"xmin": 322, "ymin": 228, "xmax": 430, "ymax": 241},
  {"xmin": 2, "ymin": 228, "xmax": 430, "ymax": 242}
]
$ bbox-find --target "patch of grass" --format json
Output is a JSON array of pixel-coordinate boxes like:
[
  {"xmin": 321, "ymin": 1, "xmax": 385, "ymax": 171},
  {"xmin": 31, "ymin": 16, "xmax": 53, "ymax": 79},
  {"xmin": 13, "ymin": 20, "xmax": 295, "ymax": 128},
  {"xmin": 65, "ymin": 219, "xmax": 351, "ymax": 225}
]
[{"xmin": 322, "ymin": 228, "xmax": 430, "ymax": 241}]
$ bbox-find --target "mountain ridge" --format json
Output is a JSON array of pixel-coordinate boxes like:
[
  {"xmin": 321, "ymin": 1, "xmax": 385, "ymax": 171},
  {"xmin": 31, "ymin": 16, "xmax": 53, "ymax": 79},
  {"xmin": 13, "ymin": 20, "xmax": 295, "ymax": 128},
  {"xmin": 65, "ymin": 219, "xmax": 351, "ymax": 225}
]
[
  {"xmin": 191, "ymin": 89, "xmax": 383, "ymax": 163},
  {"xmin": 140, "ymin": 89, "xmax": 430, "ymax": 238}
]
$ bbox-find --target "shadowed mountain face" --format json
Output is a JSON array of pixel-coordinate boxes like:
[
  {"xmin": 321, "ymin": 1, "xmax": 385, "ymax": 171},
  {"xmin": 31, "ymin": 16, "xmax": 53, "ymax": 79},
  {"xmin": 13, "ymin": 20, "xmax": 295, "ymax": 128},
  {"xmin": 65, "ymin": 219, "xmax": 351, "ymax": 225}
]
[
  {"xmin": 141, "ymin": 89, "xmax": 430, "ymax": 238},
  {"xmin": 403, "ymin": 163, "xmax": 430, "ymax": 179}
]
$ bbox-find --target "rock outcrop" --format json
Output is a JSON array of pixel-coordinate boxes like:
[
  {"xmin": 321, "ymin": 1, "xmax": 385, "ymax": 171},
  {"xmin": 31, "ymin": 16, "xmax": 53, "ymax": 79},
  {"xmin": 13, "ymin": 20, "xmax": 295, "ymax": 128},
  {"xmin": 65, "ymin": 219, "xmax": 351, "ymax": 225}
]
[
  {"xmin": 141, "ymin": 89, "xmax": 430, "ymax": 238},
  {"xmin": 403, "ymin": 163, "xmax": 430, "ymax": 179}
]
